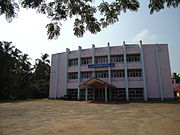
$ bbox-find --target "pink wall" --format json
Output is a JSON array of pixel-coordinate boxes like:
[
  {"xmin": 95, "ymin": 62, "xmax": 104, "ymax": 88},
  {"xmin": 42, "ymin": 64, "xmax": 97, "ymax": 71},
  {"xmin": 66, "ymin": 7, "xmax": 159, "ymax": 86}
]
[
  {"xmin": 49, "ymin": 44, "xmax": 174, "ymax": 99},
  {"xmin": 143, "ymin": 44, "xmax": 174, "ymax": 98}
]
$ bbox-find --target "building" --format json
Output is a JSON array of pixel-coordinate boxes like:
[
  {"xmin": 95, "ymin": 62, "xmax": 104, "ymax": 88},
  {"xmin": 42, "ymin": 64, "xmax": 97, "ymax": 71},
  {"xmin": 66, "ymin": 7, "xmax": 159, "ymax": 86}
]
[{"xmin": 49, "ymin": 41, "xmax": 174, "ymax": 102}]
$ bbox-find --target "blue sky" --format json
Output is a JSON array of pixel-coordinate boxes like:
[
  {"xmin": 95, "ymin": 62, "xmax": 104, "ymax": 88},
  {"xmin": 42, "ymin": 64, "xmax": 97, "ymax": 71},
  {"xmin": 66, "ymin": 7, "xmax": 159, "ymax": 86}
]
[{"xmin": 0, "ymin": 0, "xmax": 180, "ymax": 73}]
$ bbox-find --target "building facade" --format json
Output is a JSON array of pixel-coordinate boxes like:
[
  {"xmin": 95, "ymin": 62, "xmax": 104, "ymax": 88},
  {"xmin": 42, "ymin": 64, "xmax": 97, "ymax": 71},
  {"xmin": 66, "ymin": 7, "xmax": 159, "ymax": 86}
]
[{"xmin": 49, "ymin": 41, "xmax": 174, "ymax": 101}]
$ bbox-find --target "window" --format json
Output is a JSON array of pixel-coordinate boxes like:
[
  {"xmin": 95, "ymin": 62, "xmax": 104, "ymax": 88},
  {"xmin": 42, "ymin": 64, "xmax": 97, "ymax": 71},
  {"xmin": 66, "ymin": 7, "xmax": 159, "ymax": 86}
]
[
  {"xmin": 111, "ymin": 70, "xmax": 125, "ymax": 78},
  {"xmin": 95, "ymin": 71, "xmax": 108, "ymax": 78},
  {"xmin": 112, "ymin": 88, "xmax": 126, "ymax": 98},
  {"xmin": 81, "ymin": 57, "xmax": 92, "ymax": 65},
  {"xmin": 129, "ymin": 88, "xmax": 143, "ymax": 98},
  {"xmin": 67, "ymin": 89, "xmax": 77, "ymax": 99},
  {"xmin": 69, "ymin": 59, "xmax": 78, "ymax": 66},
  {"xmin": 68, "ymin": 72, "xmax": 78, "ymax": 79},
  {"xmin": 126, "ymin": 54, "xmax": 140, "ymax": 62},
  {"xmin": 127, "ymin": 69, "xmax": 142, "ymax": 77},
  {"xmin": 81, "ymin": 72, "xmax": 92, "ymax": 79},
  {"xmin": 95, "ymin": 56, "xmax": 108, "ymax": 64},
  {"xmin": 110, "ymin": 55, "xmax": 124, "ymax": 63}
]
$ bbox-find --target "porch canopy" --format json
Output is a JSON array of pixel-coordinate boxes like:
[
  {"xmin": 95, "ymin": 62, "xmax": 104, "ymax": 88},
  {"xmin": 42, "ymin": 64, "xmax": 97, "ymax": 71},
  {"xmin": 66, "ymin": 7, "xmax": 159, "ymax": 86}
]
[
  {"xmin": 79, "ymin": 77, "xmax": 116, "ymax": 102},
  {"xmin": 79, "ymin": 77, "xmax": 116, "ymax": 89}
]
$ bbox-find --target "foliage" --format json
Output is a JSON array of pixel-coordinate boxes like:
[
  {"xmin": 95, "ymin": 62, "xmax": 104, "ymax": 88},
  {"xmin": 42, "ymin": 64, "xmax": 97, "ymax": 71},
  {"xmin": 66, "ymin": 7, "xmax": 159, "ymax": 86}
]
[
  {"xmin": 172, "ymin": 72, "xmax": 180, "ymax": 83},
  {"xmin": 0, "ymin": 41, "xmax": 50, "ymax": 100},
  {"xmin": 0, "ymin": 0, "xmax": 180, "ymax": 39}
]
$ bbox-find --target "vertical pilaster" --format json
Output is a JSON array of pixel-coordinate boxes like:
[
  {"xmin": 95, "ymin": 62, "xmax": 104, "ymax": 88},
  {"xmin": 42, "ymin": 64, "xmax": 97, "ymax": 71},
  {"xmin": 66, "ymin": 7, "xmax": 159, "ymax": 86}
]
[
  {"xmin": 93, "ymin": 88, "xmax": 95, "ymax": 100},
  {"xmin": 107, "ymin": 42, "xmax": 111, "ymax": 83},
  {"xmin": 92, "ymin": 44, "xmax": 95, "ymax": 77},
  {"xmin": 139, "ymin": 41, "xmax": 147, "ymax": 101},
  {"xmin": 85, "ymin": 88, "xmax": 88, "ymax": 101},
  {"xmin": 105, "ymin": 85, "xmax": 108, "ymax": 103},
  {"xmin": 155, "ymin": 44, "xmax": 164, "ymax": 101},
  {"xmin": 123, "ymin": 41, "xmax": 129, "ymax": 101},
  {"xmin": 77, "ymin": 46, "xmax": 81, "ymax": 100},
  {"xmin": 55, "ymin": 54, "xmax": 60, "ymax": 99},
  {"xmin": 65, "ymin": 48, "xmax": 70, "ymax": 95},
  {"xmin": 107, "ymin": 42, "xmax": 112, "ymax": 101}
]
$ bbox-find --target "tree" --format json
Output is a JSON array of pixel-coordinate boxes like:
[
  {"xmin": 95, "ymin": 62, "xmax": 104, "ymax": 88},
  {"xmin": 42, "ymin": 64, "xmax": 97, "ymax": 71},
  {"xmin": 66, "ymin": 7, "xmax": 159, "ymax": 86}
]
[
  {"xmin": 31, "ymin": 53, "xmax": 50, "ymax": 98},
  {"xmin": 1, "ymin": 0, "xmax": 180, "ymax": 39},
  {"xmin": 172, "ymin": 72, "xmax": 180, "ymax": 83},
  {"xmin": 0, "ymin": 41, "xmax": 51, "ymax": 100}
]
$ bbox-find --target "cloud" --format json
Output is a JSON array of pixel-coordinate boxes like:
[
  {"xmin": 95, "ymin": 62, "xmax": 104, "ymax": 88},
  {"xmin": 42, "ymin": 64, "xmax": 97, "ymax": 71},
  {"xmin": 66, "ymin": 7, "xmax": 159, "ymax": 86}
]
[{"xmin": 131, "ymin": 29, "xmax": 157, "ymax": 43}]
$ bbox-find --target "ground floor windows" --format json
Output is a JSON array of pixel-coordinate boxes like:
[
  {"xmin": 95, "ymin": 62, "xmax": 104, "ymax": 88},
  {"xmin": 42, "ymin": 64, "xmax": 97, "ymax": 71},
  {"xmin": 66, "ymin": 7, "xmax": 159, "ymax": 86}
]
[
  {"xmin": 67, "ymin": 89, "xmax": 78, "ymax": 100},
  {"xmin": 112, "ymin": 88, "xmax": 126, "ymax": 100},
  {"xmin": 129, "ymin": 88, "xmax": 144, "ymax": 99},
  {"xmin": 66, "ymin": 88, "xmax": 144, "ymax": 101}
]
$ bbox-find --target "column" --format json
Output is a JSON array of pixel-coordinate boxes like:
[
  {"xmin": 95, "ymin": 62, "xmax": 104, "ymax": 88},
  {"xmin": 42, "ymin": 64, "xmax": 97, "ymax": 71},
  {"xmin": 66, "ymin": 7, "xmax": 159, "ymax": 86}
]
[
  {"xmin": 107, "ymin": 42, "xmax": 112, "ymax": 101},
  {"xmin": 109, "ymin": 88, "xmax": 112, "ymax": 101},
  {"xmin": 123, "ymin": 41, "xmax": 129, "ymax": 101},
  {"xmin": 105, "ymin": 85, "xmax": 108, "ymax": 102},
  {"xmin": 92, "ymin": 44, "xmax": 95, "ymax": 77},
  {"xmin": 55, "ymin": 54, "xmax": 60, "ymax": 99},
  {"xmin": 155, "ymin": 44, "xmax": 164, "ymax": 101},
  {"xmin": 65, "ymin": 48, "xmax": 70, "ymax": 96},
  {"xmin": 85, "ymin": 87, "xmax": 88, "ymax": 101},
  {"xmin": 77, "ymin": 46, "xmax": 81, "ymax": 100},
  {"xmin": 93, "ymin": 88, "xmax": 95, "ymax": 100},
  {"xmin": 139, "ymin": 41, "xmax": 147, "ymax": 101},
  {"xmin": 107, "ymin": 42, "xmax": 111, "ymax": 83}
]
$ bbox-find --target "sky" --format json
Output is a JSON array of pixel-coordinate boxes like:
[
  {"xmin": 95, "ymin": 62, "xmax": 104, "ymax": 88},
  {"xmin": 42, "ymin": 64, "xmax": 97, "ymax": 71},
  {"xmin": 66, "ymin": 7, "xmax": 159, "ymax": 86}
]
[{"xmin": 0, "ymin": 0, "xmax": 180, "ymax": 73}]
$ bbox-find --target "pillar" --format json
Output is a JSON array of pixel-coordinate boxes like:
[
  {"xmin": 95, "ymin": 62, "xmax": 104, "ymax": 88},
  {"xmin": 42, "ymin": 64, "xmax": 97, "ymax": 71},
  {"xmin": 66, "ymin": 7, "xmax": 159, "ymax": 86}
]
[
  {"xmin": 85, "ymin": 88, "xmax": 88, "ymax": 101},
  {"xmin": 139, "ymin": 40, "xmax": 147, "ymax": 101},
  {"xmin": 123, "ymin": 41, "xmax": 129, "ymax": 101},
  {"xmin": 77, "ymin": 46, "xmax": 81, "ymax": 100},
  {"xmin": 105, "ymin": 85, "xmax": 108, "ymax": 102},
  {"xmin": 155, "ymin": 44, "xmax": 164, "ymax": 101},
  {"xmin": 93, "ymin": 88, "xmax": 95, "ymax": 100},
  {"xmin": 65, "ymin": 48, "xmax": 70, "ymax": 96},
  {"xmin": 92, "ymin": 44, "xmax": 95, "ymax": 77}
]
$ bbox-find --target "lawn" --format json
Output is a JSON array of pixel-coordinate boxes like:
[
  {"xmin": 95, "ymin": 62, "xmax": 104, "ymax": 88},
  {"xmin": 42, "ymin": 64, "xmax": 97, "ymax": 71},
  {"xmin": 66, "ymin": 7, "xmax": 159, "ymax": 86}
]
[{"xmin": 0, "ymin": 99, "xmax": 180, "ymax": 135}]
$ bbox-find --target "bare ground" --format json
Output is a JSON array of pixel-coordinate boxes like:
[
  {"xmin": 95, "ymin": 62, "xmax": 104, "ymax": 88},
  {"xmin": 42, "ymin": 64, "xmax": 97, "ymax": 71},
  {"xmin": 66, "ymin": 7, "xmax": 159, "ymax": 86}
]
[{"xmin": 0, "ymin": 99, "xmax": 180, "ymax": 135}]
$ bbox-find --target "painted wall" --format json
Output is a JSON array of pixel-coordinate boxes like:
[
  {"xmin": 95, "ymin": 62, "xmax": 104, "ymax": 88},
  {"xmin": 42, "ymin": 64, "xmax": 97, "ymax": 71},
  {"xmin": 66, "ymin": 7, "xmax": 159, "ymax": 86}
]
[{"xmin": 49, "ymin": 43, "xmax": 174, "ymax": 99}]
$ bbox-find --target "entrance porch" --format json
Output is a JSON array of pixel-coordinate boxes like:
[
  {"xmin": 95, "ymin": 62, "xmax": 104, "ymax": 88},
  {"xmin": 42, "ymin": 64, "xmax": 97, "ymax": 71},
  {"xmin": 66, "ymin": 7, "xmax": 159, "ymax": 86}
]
[{"xmin": 79, "ymin": 77, "xmax": 116, "ymax": 102}]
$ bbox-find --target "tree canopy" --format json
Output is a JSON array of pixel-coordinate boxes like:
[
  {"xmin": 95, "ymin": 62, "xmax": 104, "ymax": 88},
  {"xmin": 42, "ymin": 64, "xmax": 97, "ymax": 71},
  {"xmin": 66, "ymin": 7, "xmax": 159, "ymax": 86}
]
[
  {"xmin": 0, "ymin": 0, "xmax": 180, "ymax": 39},
  {"xmin": 0, "ymin": 41, "xmax": 50, "ymax": 100}
]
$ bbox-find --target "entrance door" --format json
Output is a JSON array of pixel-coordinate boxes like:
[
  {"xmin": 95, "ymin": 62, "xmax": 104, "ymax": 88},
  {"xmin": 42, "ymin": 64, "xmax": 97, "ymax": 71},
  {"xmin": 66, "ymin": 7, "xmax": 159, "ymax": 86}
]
[{"xmin": 95, "ymin": 88, "xmax": 105, "ymax": 100}]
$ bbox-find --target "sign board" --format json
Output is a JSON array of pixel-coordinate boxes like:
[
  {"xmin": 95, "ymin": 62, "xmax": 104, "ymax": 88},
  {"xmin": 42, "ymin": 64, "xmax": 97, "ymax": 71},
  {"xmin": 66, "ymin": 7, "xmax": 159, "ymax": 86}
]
[{"xmin": 88, "ymin": 63, "xmax": 115, "ymax": 68}]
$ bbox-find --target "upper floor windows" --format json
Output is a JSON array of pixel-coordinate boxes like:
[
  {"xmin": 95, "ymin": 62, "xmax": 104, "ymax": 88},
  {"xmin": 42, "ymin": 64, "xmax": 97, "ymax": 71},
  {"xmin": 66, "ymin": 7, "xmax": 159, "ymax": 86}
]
[
  {"xmin": 81, "ymin": 57, "xmax": 92, "ymax": 65},
  {"xmin": 68, "ymin": 53, "xmax": 141, "ymax": 67},
  {"xmin": 127, "ymin": 69, "xmax": 142, "ymax": 77},
  {"xmin": 126, "ymin": 54, "xmax": 140, "ymax": 62},
  {"xmin": 69, "ymin": 59, "xmax": 78, "ymax": 67},
  {"xmin": 95, "ymin": 71, "xmax": 108, "ymax": 78},
  {"xmin": 95, "ymin": 56, "xmax": 108, "ymax": 64},
  {"xmin": 68, "ymin": 72, "xmax": 78, "ymax": 80},
  {"xmin": 81, "ymin": 72, "xmax": 92, "ymax": 79},
  {"xmin": 110, "ymin": 55, "xmax": 124, "ymax": 63},
  {"xmin": 111, "ymin": 70, "xmax": 125, "ymax": 78}
]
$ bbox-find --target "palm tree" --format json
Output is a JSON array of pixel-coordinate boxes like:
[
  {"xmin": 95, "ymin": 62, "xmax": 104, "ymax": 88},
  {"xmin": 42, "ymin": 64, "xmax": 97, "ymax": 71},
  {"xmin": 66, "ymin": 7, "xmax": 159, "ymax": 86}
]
[{"xmin": 2, "ymin": 41, "xmax": 15, "ymax": 54}]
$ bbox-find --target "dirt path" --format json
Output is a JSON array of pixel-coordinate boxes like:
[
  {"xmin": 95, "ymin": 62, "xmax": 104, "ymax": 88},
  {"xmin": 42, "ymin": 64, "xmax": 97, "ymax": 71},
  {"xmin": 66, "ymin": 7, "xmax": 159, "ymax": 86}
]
[{"xmin": 0, "ymin": 99, "xmax": 180, "ymax": 135}]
